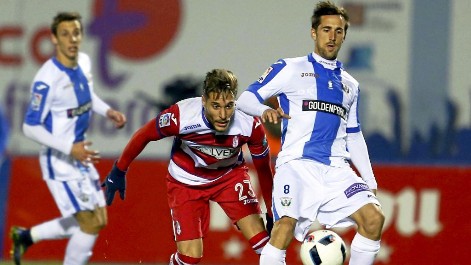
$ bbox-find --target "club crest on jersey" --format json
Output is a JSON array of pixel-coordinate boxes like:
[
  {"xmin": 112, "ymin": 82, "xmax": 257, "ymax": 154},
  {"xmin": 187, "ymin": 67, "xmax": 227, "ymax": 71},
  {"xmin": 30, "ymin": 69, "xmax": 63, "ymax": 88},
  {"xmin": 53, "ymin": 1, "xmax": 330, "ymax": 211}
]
[
  {"xmin": 159, "ymin": 113, "xmax": 172, "ymax": 128},
  {"xmin": 258, "ymin": 67, "xmax": 273, "ymax": 83},
  {"xmin": 232, "ymin": 136, "xmax": 239, "ymax": 148},
  {"xmin": 280, "ymin": 197, "xmax": 292, "ymax": 207},
  {"xmin": 79, "ymin": 193, "xmax": 89, "ymax": 202}
]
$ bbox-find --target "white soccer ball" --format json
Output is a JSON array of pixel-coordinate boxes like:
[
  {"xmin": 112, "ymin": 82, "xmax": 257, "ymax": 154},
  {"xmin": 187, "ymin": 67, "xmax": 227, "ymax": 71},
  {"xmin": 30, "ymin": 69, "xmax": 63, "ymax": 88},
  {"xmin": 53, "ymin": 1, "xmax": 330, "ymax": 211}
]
[{"xmin": 300, "ymin": 230, "xmax": 347, "ymax": 265}]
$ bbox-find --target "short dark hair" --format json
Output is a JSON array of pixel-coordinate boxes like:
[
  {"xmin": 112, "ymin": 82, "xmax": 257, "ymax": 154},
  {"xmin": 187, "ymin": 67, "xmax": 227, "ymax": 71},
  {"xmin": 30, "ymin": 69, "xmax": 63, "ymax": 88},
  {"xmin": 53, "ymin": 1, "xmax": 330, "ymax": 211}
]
[
  {"xmin": 51, "ymin": 12, "xmax": 82, "ymax": 36},
  {"xmin": 311, "ymin": 1, "xmax": 349, "ymax": 33},
  {"xmin": 203, "ymin": 69, "xmax": 238, "ymax": 98}
]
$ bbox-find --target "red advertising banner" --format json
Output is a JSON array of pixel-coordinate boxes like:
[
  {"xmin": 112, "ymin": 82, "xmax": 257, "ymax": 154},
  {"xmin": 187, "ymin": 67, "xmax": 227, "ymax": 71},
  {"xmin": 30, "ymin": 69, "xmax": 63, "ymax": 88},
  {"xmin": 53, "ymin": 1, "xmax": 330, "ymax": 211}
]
[{"xmin": 2, "ymin": 157, "xmax": 471, "ymax": 264}]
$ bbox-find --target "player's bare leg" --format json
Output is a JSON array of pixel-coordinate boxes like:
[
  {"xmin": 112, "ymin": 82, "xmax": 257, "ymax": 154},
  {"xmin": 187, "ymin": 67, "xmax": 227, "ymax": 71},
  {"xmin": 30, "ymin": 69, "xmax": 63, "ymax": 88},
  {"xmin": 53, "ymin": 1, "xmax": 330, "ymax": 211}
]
[
  {"xmin": 63, "ymin": 206, "xmax": 107, "ymax": 265},
  {"xmin": 260, "ymin": 216, "xmax": 296, "ymax": 265},
  {"xmin": 172, "ymin": 238, "xmax": 203, "ymax": 264},
  {"xmin": 236, "ymin": 214, "xmax": 270, "ymax": 254},
  {"xmin": 348, "ymin": 203, "xmax": 385, "ymax": 265}
]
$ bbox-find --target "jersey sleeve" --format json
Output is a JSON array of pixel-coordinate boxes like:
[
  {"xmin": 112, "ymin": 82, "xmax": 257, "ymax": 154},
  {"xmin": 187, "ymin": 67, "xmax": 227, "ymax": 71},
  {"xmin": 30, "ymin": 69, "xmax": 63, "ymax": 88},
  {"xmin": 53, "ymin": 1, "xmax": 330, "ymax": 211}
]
[
  {"xmin": 346, "ymin": 87, "xmax": 361, "ymax": 133},
  {"xmin": 247, "ymin": 117, "xmax": 274, "ymax": 216},
  {"xmin": 91, "ymin": 92, "xmax": 110, "ymax": 117},
  {"xmin": 155, "ymin": 103, "xmax": 180, "ymax": 137},
  {"xmin": 116, "ymin": 104, "xmax": 180, "ymax": 170},
  {"xmin": 23, "ymin": 80, "xmax": 73, "ymax": 154},
  {"xmin": 24, "ymin": 81, "xmax": 53, "ymax": 126},
  {"xmin": 246, "ymin": 59, "xmax": 288, "ymax": 102},
  {"xmin": 237, "ymin": 60, "xmax": 288, "ymax": 117},
  {"xmin": 346, "ymin": 131, "xmax": 377, "ymax": 189}
]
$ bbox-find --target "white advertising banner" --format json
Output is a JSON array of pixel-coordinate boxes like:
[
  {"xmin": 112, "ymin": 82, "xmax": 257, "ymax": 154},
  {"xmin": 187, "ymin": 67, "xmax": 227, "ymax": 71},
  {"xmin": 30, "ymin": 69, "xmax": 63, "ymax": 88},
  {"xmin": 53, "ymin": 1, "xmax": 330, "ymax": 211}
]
[{"xmin": 1, "ymin": 0, "xmax": 469, "ymax": 160}]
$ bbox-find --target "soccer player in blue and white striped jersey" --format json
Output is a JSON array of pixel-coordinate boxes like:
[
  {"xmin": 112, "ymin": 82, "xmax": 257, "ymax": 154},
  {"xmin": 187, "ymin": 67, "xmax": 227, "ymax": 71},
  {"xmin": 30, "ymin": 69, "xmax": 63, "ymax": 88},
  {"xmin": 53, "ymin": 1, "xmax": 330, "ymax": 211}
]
[
  {"xmin": 11, "ymin": 12, "xmax": 126, "ymax": 265},
  {"xmin": 237, "ymin": 1, "xmax": 385, "ymax": 265}
]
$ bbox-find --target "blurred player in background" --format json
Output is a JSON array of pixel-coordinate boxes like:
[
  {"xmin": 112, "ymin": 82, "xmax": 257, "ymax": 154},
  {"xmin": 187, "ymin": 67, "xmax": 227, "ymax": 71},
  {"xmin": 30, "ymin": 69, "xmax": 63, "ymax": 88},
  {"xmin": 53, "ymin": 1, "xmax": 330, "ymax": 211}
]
[
  {"xmin": 237, "ymin": 1, "xmax": 385, "ymax": 265},
  {"xmin": 11, "ymin": 12, "xmax": 126, "ymax": 265},
  {"xmin": 102, "ymin": 69, "xmax": 274, "ymax": 265}
]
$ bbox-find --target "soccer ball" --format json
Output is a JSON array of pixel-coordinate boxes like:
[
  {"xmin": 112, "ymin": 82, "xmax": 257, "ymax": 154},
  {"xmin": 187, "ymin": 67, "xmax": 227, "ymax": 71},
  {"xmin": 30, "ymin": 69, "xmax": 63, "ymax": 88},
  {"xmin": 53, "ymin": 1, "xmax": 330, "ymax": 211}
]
[{"xmin": 300, "ymin": 230, "xmax": 347, "ymax": 265}]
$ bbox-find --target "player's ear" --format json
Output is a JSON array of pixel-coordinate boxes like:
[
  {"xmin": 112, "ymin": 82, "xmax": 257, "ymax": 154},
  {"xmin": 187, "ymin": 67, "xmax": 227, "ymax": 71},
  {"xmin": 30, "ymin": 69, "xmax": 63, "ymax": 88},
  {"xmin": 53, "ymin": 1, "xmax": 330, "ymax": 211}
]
[
  {"xmin": 311, "ymin": 28, "xmax": 317, "ymax": 41},
  {"xmin": 51, "ymin": 33, "xmax": 58, "ymax": 45}
]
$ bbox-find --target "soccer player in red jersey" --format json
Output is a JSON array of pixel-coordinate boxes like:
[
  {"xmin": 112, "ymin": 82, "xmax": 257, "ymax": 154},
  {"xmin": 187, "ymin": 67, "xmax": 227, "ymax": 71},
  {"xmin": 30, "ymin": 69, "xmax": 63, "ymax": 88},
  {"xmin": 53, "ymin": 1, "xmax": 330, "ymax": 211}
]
[{"xmin": 102, "ymin": 69, "xmax": 274, "ymax": 264}]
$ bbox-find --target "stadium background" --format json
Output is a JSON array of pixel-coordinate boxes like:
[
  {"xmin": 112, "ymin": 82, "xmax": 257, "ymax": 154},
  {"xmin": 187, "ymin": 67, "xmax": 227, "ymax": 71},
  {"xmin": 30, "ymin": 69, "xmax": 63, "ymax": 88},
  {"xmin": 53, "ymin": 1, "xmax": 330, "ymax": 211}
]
[{"xmin": 1, "ymin": 0, "xmax": 470, "ymax": 264}]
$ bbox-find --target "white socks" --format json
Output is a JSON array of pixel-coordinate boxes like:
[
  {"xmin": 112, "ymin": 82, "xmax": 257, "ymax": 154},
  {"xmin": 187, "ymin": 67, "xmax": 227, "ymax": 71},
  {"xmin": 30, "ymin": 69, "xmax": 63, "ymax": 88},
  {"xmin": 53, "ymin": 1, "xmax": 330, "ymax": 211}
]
[
  {"xmin": 28, "ymin": 217, "xmax": 97, "ymax": 265},
  {"xmin": 64, "ymin": 229, "xmax": 98, "ymax": 265},
  {"xmin": 349, "ymin": 233, "xmax": 380, "ymax": 265},
  {"xmin": 260, "ymin": 242, "xmax": 286, "ymax": 265},
  {"xmin": 30, "ymin": 217, "xmax": 79, "ymax": 242}
]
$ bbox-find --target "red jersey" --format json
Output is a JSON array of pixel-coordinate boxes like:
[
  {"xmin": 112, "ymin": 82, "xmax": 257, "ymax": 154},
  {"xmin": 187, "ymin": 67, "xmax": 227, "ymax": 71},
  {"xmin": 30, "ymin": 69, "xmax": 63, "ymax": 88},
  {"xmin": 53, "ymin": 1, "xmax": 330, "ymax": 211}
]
[
  {"xmin": 156, "ymin": 97, "xmax": 269, "ymax": 185},
  {"xmin": 116, "ymin": 97, "xmax": 273, "ymax": 193}
]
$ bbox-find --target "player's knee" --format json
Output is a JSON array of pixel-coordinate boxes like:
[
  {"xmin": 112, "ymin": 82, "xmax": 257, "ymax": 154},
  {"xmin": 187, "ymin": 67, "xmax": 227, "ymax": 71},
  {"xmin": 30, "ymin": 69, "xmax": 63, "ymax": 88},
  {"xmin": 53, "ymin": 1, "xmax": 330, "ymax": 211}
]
[
  {"xmin": 95, "ymin": 219, "xmax": 107, "ymax": 231},
  {"xmin": 78, "ymin": 217, "xmax": 107, "ymax": 234},
  {"xmin": 362, "ymin": 209, "xmax": 385, "ymax": 238},
  {"xmin": 273, "ymin": 216, "xmax": 296, "ymax": 235}
]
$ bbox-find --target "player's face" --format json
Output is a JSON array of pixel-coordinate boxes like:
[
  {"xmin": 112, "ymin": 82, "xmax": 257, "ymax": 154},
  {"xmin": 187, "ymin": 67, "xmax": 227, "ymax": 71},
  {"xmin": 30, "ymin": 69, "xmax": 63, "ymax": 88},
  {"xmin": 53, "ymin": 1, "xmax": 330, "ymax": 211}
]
[
  {"xmin": 203, "ymin": 91, "xmax": 236, "ymax": 132},
  {"xmin": 51, "ymin": 20, "xmax": 82, "ymax": 67},
  {"xmin": 312, "ymin": 15, "xmax": 346, "ymax": 60}
]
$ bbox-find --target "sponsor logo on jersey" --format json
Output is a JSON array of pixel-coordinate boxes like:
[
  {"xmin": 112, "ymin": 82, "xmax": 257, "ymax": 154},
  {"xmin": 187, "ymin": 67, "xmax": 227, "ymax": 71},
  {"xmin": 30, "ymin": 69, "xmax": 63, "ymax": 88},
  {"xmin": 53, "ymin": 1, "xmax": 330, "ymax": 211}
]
[
  {"xmin": 280, "ymin": 197, "xmax": 292, "ymax": 207},
  {"xmin": 31, "ymin": 93, "xmax": 43, "ymax": 111},
  {"xmin": 258, "ymin": 67, "xmax": 273, "ymax": 83},
  {"xmin": 182, "ymin": 123, "xmax": 201, "ymax": 131},
  {"xmin": 302, "ymin": 100, "xmax": 347, "ymax": 120},
  {"xmin": 159, "ymin": 113, "xmax": 172, "ymax": 127},
  {"xmin": 344, "ymin": 183, "xmax": 370, "ymax": 198},
  {"xmin": 193, "ymin": 145, "xmax": 238, "ymax": 159},
  {"xmin": 301, "ymin": 72, "xmax": 318, "ymax": 78},
  {"xmin": 243, "ymin": 198, "xmax": 259, "ymax": 205},
  {"xmin": 67, "ymin": 101, "xmax": 92, "ymax": 118}
]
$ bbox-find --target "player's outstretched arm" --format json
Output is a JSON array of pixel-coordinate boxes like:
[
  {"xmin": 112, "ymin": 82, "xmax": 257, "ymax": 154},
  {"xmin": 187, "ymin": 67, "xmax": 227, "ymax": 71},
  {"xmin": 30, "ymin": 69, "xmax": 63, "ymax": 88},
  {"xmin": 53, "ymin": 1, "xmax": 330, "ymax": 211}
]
[{"xmin": 101, "ymin": 118, "xmax": 162, "ymax": 205}]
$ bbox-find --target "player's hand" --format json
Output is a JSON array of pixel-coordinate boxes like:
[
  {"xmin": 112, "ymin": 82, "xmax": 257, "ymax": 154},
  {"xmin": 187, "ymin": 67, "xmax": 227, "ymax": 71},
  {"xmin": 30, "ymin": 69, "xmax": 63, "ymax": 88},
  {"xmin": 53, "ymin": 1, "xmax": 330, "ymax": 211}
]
[
  {"xmin": 265, "ymin": 213, "xmax": 274, "ymax": 235},
  {"xmin": 107, "ymin": 109, "xmax": 127, "ymax": 129},
  {"xmin": 101, "ymin": 162, "xmax": 126, "ymax": 205},
  {"xmin": 71, "ymin": 141, "xmax": 100, "ymax": 166},
  {"xmin": 261, "ymin": 107, "xmax": 290, "ymax": 124}
]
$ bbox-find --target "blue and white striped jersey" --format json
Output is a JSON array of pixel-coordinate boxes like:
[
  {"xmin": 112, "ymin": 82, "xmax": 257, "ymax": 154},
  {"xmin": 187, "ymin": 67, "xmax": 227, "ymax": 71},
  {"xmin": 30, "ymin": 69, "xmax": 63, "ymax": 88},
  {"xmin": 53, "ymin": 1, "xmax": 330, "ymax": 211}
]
[
  {"xmin": 245, "ymin": 52, "xmax": 361, "ymax": 168},
  {"xmin": 23, "ymin": 52, "xmax": 110, "ymax": 180}
]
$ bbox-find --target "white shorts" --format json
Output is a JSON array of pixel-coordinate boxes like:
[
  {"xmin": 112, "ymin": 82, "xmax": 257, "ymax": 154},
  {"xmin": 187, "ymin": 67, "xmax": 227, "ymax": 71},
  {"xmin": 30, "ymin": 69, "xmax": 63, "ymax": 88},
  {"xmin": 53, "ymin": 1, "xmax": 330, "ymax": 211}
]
[
  {"xmin": 272, "ymin": 159, "xmax": 380, "ymax": 242},
  {"xmin": 45, "ymin": 174, "xmax": 106, "ymax": 217}
]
